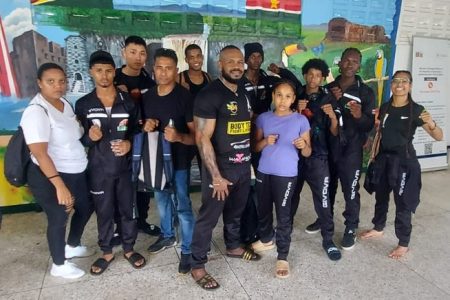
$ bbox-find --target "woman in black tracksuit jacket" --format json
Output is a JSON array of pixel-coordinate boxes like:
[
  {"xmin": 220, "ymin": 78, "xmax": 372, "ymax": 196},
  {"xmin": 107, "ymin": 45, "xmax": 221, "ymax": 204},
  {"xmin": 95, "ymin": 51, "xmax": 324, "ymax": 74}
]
[{"xmin": 360, "ymin": 70, "xmax": 443, "ymax": 259}]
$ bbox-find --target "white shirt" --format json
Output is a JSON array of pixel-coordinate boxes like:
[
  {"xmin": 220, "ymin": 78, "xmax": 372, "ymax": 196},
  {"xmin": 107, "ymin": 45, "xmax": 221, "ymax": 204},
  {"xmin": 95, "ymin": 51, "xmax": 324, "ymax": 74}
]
[{"xmin": 20, "ymin": 93, "xmax": 88, "ymax": 174}]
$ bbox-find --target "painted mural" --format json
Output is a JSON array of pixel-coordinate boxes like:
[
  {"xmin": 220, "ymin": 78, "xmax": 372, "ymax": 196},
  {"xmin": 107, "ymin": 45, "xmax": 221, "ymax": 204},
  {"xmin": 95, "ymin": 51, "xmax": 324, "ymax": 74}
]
[{"xmin": 0, "ymin": 0, "xmax": 397, "ymax": 208}]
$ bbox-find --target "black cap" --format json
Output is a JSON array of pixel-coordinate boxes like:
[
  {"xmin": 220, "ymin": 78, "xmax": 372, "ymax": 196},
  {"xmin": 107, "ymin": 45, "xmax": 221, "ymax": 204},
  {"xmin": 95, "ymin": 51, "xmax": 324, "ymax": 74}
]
[
  {"xmin": 244, "ymin": 42, "xmax": 264, "ymax": 62},
  {"xmin": 89, "ymin": 50, "xmax": 115, "ymax": 68}
]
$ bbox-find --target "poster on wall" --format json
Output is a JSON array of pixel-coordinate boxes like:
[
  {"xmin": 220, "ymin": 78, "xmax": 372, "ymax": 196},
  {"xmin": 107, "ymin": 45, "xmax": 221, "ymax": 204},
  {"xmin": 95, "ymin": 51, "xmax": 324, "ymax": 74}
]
[{"xmin": 411, "ymin": 36, "xmax": 448, "ymax": 171}]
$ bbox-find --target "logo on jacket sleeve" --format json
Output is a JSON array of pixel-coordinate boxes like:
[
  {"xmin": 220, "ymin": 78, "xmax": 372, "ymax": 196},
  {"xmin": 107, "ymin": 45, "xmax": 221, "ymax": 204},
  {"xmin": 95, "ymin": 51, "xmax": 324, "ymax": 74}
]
[{"xmin": 117, "ymin": 119, "xmax": 128, "ymax": 131}]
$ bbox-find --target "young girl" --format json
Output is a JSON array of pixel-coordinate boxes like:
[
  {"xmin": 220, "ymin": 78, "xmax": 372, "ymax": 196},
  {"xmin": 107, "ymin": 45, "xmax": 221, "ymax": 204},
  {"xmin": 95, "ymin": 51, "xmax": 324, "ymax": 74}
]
[{"xmin": 252, "ymin": 79, "xmax": 311, "ymax": 278}]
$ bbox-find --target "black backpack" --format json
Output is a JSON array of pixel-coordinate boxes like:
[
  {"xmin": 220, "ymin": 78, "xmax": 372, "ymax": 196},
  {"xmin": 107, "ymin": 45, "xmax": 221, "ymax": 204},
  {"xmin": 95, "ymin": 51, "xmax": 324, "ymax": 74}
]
[{"xmin": 4, "ymin": 104, "xmax": 47, "ymax": 187}]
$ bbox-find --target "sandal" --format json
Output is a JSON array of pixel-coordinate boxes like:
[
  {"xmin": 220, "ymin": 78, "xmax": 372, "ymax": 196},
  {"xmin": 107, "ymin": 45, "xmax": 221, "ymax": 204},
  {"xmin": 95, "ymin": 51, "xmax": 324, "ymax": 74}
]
[
  {"xmin": 251, "ymin": 240, "xmax": 275, "ymax": 253},
  {"xmin": 275, "ymin": 260, "xmax": 290, "ymax": 279},
  {"xmin": 124, "ymin": 252, "xmax": 146, "ymax": 269},
  {"xmin": 192, "ymin": 272, "xmax": 220, "ymax": 290},
  {"xmin": 90, "ymin": 256, "xmax": 115, "ymax": 276},
  {"xmin": 226, "ymin": 248, "xmax": 261, "ymax": 261}
]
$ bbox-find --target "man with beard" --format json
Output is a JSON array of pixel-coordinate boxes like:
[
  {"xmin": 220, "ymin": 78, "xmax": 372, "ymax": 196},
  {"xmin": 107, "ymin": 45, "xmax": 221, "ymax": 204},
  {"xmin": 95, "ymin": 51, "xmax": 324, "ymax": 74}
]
[
  {"xmin": 113, "ymin": 36, "xmax": 160, "ymax": 243},
  {"xmin": 190, "ymin": 45, "xmax": 260, "ymax": 290}
]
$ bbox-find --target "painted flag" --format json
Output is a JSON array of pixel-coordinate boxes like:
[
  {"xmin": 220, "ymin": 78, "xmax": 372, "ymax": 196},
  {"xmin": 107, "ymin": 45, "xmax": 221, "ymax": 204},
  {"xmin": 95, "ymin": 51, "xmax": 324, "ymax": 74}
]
[{"xmin": 246, "ymin": 0, "xmax": 301, "ymax": 14}]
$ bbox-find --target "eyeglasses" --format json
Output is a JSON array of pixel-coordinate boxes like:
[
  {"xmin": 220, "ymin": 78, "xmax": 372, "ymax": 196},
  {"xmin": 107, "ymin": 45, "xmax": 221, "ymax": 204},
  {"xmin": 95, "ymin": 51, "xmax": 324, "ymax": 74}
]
[{"xmin": 392, "ymin": 78, "xmax": 411, "ymax": 84}]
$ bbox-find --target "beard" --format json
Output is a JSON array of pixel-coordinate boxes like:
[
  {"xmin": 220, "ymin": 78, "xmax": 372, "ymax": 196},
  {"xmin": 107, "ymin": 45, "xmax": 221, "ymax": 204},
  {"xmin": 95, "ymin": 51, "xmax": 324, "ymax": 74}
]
[{"xmin": 221, "ymin": 69, "xmax": 242, "ymax": 84}]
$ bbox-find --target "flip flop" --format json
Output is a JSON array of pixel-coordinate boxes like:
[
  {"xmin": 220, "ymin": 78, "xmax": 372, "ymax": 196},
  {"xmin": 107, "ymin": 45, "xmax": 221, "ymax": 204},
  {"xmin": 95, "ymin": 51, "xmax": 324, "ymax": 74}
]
[
  {"xmin": 90, "ymin": 256, "xmax": 115, "ymax": 276},
  {"xmin": 251, "ymin": 240, "xmax": 275, "ymax": 253},
  {"xmin": 275, "ymin": 260, "xmax": 290, "ymax": 279},
  {"xmin": 192, "ymin": 272, "xmax": 220, "ymax": 290},
  {"xmin": 226, "ymin": 248, "xmax": 261, "ymax": 261},
  {"xmin": 123, "ymin": 252, "xmax": 146, "ymax": 269}
]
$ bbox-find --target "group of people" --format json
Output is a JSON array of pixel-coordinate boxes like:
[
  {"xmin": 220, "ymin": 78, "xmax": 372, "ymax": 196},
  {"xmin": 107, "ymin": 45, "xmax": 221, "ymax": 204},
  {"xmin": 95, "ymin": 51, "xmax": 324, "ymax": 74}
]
[{"xmin": 19, "ymin": 35, "xmax": 443, "ymax": 290}]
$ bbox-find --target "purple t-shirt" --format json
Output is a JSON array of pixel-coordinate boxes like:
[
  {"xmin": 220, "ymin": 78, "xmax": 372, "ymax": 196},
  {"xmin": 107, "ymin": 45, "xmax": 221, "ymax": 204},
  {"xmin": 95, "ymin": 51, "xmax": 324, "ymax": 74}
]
[{"xmin": 256, "ymin": 111, "xmax": 310, "ymax": 177}]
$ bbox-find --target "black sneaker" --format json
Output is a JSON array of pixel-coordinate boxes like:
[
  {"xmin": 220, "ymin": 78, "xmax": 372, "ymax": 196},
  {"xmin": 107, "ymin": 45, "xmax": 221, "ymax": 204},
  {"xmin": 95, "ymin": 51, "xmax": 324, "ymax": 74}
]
[
  {"xmin": 111, "ymin": 233, "xmax": 121, "ymax": 247},
  {"xmin": 323, "ymin": 241, "xmax": 342, "ymax": 261},
  {"xmin": 305, "ymin": 219, "xmax": 321, "ymax": 234},
  {"xmin": 148, "ymin": 236, "xmax": 177, "ymax": 254},
  {"xmin": 138, "ymin": 222, "xmax": 161, "ymax": 237},
  {"xmin": 341, "ymin": 228, "xmax": 356, "ymax": 250},
  {"xmin": 178, "ymin": 253, "xmax": 191, "ymax": 274}
]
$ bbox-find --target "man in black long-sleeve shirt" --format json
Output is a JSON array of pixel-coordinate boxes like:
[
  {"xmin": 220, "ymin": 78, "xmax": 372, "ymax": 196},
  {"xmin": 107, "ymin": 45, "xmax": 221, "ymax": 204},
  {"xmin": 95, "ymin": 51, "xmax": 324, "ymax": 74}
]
[{"xmin": 308, "ymin": 48, "xmax": 375, "ymax": 250}]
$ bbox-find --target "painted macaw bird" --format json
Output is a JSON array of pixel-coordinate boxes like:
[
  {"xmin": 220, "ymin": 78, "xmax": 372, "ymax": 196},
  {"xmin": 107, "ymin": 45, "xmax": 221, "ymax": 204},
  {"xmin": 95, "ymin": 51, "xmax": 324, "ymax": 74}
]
[{"xmin": 375, "ymin": 49, "xmax": 387, "ymax": 106}]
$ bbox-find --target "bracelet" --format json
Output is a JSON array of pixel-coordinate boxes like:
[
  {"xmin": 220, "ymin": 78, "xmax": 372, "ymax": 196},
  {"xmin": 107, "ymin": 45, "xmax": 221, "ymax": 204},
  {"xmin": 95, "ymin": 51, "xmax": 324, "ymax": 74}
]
[{"xmin": 47, "ymin": 174, "xmax": 60, "ymax": 180}]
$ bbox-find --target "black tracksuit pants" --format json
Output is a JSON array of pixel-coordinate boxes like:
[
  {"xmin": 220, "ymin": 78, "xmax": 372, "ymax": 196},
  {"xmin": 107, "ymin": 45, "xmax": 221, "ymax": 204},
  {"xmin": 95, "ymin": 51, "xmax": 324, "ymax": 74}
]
[
  {"xmin": 372, "ymin": 154, "xmax": 421, "ymax": 247},
  {"xmin": 191, "ymin": 165, "xmax": 251, "ymax": 269},
  {"xmin": 136, "ymin": 191, "xmax": 151, "ymax": 224},
  {"xmin": 291, "ymin": 157, "xmax": 334, "ymax": 242},
  {"xmin": 256, "ymin": 172, "xmax": 296, "ymax": 260},
  {"xmin": 27, "ymin": 163, "xmax": 93, "ymax": 265},
  {"xmin": 89, "ymin": 169, "xmax": 137, "ymax": 254},
  {"xmin": 329, "ymin": 150, "xmax": 362, "ymax": 230}
]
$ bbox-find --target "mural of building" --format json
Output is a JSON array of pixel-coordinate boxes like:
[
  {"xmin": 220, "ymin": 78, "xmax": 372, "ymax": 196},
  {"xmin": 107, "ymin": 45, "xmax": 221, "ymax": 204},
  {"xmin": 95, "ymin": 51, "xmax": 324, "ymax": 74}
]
[
  {"xmin": 0, "ymin": 17, "xmax": 20, "ymax": 98},
  {"xmin": 325, "ymin": 18, "xmax": 389, "ymax": 43},
  {"xmin": 10, "ymin": 30, "xmax": 65, "ymax": 98},
  {"xmin": 65, "ymin": 35, "xmax": 93, "ymax": 93},
  {"xmin": 331, "ymin": 0, "xmax": 395, "ymax": 37}
]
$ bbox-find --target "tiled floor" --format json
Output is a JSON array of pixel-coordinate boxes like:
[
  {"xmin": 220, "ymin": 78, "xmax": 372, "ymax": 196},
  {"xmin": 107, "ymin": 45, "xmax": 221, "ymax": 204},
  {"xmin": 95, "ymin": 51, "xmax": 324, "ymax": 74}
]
[{"xmin": 1, "ymin": 168, "xmax": 449, "ymax": 299}]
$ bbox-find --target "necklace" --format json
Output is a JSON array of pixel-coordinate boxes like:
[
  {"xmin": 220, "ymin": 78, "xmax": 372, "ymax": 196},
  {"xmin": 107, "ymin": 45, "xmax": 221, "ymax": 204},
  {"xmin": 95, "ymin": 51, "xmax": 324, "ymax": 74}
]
[{"xmin": 219, "ymin": 77, "xmax": 238, "ymax": 95}]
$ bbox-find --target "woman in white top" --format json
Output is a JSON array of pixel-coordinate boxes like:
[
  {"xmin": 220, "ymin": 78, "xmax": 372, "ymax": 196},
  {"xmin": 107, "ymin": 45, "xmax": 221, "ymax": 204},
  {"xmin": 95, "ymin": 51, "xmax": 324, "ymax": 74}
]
[{"xmin": 20, "ymin": 63, "xmax": 94, "ymax": 279}]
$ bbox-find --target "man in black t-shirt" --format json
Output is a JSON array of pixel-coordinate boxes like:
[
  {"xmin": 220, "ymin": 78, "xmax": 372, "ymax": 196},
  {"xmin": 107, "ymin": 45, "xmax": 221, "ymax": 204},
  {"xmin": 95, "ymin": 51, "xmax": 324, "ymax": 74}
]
[
  {"xmin": 142, "ymin": 48, "xmax": 196, "ymax": 274},
  {"xmin": 190, "ymin": 45, "xmax": 260, "ymax": 290},
  {"xmin": 113, "ymin": 36, "xmax": 160, "ymax": 240}
]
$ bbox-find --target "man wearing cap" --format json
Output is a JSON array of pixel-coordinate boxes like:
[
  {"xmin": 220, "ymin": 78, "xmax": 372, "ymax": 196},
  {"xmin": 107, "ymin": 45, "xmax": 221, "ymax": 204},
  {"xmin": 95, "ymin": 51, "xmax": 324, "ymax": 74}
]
[{"xmin": 75, "ymin": 50, "xmax": 146, "ymax": 275}]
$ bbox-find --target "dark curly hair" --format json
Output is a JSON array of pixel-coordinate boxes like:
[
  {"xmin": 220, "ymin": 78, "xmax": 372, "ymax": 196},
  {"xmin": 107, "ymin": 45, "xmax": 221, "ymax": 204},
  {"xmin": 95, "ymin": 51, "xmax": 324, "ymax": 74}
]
[{"xmin": 301, "ymin": 58, "xmax": 330, "ymax": 77}]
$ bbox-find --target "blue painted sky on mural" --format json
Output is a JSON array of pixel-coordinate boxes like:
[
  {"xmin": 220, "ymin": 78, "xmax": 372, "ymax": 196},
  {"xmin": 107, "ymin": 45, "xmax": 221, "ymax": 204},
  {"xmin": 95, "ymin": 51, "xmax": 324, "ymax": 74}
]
[{"xmin": 303, "ymin": 0, "xmax": 395, "ymax": 37}]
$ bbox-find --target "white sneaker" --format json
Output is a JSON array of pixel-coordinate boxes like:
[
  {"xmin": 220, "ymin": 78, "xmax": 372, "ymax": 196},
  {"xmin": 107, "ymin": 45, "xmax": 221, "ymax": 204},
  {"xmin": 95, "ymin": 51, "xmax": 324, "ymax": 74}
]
[
  {"xmin": 50, "ymin": 261, "xmax": 85, "ymax": 279},
  {"xmin": 65, "ymin": 245, "xmax": 95, "ymax": 259}
]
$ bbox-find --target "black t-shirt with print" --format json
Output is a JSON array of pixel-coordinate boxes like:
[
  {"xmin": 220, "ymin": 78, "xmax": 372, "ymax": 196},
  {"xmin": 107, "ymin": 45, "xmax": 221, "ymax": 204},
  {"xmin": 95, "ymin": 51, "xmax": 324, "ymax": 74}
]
[
  {"xmin": 142, "ymin": 84, "xmax": 194, "ymax": 170},
  {"xmin": 114, "ymin": 66, "xmax": 156, "ymax": 105},
  {"xmin": 379, "ymin": 101, "xmax": 425, "ymax": 157},
  {"xmin": 194, "ymin": 79, "xmax": 252, "ymax": 168}
]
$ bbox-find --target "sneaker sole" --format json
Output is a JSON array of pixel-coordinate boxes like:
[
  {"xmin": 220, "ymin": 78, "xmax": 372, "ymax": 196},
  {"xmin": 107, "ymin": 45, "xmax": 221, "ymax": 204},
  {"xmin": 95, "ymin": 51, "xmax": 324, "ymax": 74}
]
[
  {"xmin": 66, "ymin": 252, "xmax": 96, "ymax": 259},
  {"xmin": 50, "ymin": 271, "xmax": 85, "ymax": 279},
  {"xmin": 341, "ymin": 242, "xmax": 356, "ymax": 251},
  {"xmin": 148, "ymin": 242, "xmax": 177, "ymax": 254},
  {"xmin": 305, "ymin": 229, "xmax": 321, "ymax": 234}
]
